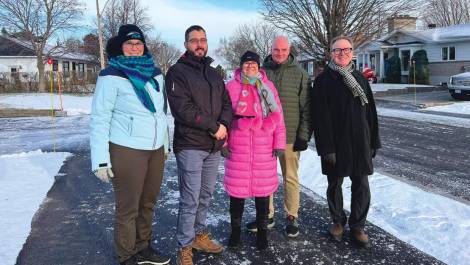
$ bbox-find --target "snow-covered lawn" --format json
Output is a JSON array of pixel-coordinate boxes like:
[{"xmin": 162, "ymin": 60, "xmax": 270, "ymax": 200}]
[
  {"xmin": 298, "ymin": 149, "xmax": 470, "ymax": 265},
  {"xmin": 371, "ymin": 83, "xmax": 432, "ymax": 92},
  {"xmin": 0, "ymin": 150, "xmax": 71, "ymax": 264},
  {"xmin": 0, "ymin": 93, "xmax": 92, "ymax": 116},
  {"xmin": 425, "ymin": 101, "xmax": 470, "ymax": 115}
]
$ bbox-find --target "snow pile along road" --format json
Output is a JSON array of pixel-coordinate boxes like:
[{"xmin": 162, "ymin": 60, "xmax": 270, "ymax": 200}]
[
  {"xmin": 0, "ymin": 93, "xmax": 92, "ymax": 116},
  {"xmin": 298, "ymin": 149, "xmax": 470, "ymax": 265},
  {"xmin": 0, "ymin": 150, "xmax": 71, "ymax": 265}
]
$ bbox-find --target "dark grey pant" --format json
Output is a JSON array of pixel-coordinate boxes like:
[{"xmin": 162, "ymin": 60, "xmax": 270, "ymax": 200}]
[
  {"xmin": 326, "ymin": 174, "xmax": 371, "ymax": 229},
  {"xmin": 175, "ymin": 149, "xmax": 220, "ymax": 247},
  {"xmin": 110, "ymin": 143, "xmax": 165, "ymax": 262}
]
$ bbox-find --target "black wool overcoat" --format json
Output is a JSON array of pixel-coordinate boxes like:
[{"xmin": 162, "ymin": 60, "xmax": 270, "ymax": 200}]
[{"xmin": 312, "ymin": 67, "xmax": 381, "ymax": 177}]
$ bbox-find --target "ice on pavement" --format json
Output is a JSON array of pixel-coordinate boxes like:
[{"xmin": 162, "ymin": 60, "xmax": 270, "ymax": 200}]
[
  {"xmin": 298, "ymin": 149, "xmax": 470, "ymax": 265},
  {"xmin": 0, "ymin": 150, "xmax": 71, "ymax": 265}
]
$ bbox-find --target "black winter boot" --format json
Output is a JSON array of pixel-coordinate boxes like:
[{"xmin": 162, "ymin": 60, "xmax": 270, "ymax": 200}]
[
  {"xmin": 229, "ymin": 196, "xmax": 245, "ymax": 248},
  {"xmin": 255, "ymin": 196, "xmax": 269, "ymax": 250}
]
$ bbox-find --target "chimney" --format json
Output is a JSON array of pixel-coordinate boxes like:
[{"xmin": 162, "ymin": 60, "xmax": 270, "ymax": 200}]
[{"xmin": 387, "ymin": 15, "xmax": 417, "ymax": 33}]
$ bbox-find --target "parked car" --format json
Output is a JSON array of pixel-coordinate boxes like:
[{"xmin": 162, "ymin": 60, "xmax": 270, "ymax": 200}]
[{"xmin": 448, "ymin": 72, "xmax": 470, "ymax": 100}]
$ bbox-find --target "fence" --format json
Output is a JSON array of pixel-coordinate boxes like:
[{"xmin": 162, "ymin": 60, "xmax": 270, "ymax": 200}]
[{"xmin": 0, "ymin": 71, "xmax": 98, "ymax": 93}]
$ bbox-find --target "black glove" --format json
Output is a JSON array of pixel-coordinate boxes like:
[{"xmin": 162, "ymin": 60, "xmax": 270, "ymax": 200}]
[
  {"xmin": 371, "ymin": 148, "xmax": 377, "ymax": 158},
  {"xmin": 293, "ymin": 138, "xmax": 308, "ymax": 152},
  {"xmin": 272, "ymin": 149, "xmax": 285, "ymax": 157},
  {"xmin": 220, "ymin": 146, "xmax": 231, "ymax": 159},
  {"xmin": 323, "ymin": 153, "xmax": 336, "ymax": 166}
]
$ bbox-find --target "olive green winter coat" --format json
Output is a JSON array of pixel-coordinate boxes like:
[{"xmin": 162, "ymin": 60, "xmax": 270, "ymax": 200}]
[{"xmin": 263, "ymin": 54, "xmax": 312, "ymax": 144}]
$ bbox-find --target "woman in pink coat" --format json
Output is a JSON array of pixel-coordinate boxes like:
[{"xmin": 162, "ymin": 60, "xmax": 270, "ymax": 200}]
[{"xmin": 223, "ymin": 50, "xmax": 286, "ymax": 250}]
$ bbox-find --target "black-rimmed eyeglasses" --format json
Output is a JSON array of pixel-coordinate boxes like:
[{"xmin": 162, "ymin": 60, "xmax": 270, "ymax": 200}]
[{"xmin": 332, "ymin": 48, "xmax": 353, "ymax": 55}]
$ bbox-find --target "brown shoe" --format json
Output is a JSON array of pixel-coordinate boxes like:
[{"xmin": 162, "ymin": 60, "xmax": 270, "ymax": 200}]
[
  {"xmin": 176, "ymin": 246, "xmax": 193, "ymax": 265},
  {"xmin": 192, "ymin": 232, "xmax": 224, "ymax": 254},
  {"xmin": 350, "ymin": 228, "xmax": 370, "ymax": 248},
  {"xmin": 328, "ymin": 223, "xmax": 344, "ymax": 242}
]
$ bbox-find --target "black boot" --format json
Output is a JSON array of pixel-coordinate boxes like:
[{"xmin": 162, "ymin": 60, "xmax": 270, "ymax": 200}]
[
  {"xmin": 255, "ymin": 196, "xmax": 269, "ymax": 250},
  {"xmin": 229, "ymin": 196, "xmax": 245, "ymax": 248}
]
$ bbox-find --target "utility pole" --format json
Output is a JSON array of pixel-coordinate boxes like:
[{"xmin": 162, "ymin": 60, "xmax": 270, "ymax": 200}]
[{"xmin": 96, "ymin": 0, "xmax": 110, "ymax": 69}]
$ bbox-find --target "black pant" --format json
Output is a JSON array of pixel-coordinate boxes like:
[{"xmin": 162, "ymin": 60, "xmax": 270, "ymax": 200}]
[
  {"xmin": 326, "ymin": 174, "xmax": 370, "ymax": 229},
  {"xmin": 230, "ymin": 196, "xmax": 269, "ymax": 228}
]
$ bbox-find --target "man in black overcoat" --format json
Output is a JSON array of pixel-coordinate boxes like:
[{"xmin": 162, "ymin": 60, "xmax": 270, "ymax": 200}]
[{"xmin": 312, "ymin": 36, "xmax": 381, "ymax": 247}]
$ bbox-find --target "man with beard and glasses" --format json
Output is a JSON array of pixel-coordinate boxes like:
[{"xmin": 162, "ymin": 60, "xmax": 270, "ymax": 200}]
[
  {"xmin": 165, "ymin": 25, "xmax": 232, "ymax": 265},
  {"xmin": 312, "ymin": 36, "xmax": 381, "ymax": 248}
]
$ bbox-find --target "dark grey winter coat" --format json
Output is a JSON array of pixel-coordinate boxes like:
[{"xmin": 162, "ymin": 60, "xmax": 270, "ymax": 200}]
[{"xmin": 312, "ymin": 67, "xmax": 381, "ymax": 177}]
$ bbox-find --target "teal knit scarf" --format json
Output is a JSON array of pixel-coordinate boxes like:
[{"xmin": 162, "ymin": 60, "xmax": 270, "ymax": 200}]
[{"xmin": 109, "ymin": 54, "xmax": 159, "ymax": 112}]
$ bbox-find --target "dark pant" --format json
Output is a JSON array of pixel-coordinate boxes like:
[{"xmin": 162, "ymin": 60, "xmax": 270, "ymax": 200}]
[
  {"xmin": 110, "ymin": 143, "xmax": 165, "ymax": 262},
  {"xmin": 326, "ymin": 174, "xmax": 371, "ymax": 229},
  {"xmin": 230, "ymin": 196, "xmax": 269, "ymax": 229}
]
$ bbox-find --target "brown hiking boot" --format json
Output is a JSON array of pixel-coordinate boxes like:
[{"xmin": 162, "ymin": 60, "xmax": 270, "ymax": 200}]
[
  {"xmin": 350, "ymin": 228, "xmax": 370, "ymax": 248},
  {"xmin": 328, "ymin": 223, "xmax": 344, "ymax": 242},
  {"xmin": 191, "ymin": 232, "xmax": 224, "ymax": 254},
  {"xmin": 176, "ymin": 246, "xmax": 193, "ymax": 265}
]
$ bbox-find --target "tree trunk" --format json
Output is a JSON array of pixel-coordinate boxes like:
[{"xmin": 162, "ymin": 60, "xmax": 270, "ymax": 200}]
[{"xmin": 37, "ymin": 56, "xmax": 46, "ymax": 92}]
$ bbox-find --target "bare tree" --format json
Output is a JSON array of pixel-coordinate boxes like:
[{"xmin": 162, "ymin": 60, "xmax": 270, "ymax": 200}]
[
  {"xmin": 146, "ymin": 36, "xmax": 182, "ymax": 74},
  {"xmin": 216, "ymin": 21, "xmax": 278, "ymax": 69},
  {"xmin": 0, "ymin": 0, "xmax": 83, "ymax": 92},
  {"xmin": 260, "ymin": 0, "xmax": 421, "ymax": 63},
  {"xmin": 422, "ymin": 0, "xmax": 470, "ymax": 27},
  {"xmin": 102, "ymin": 0, "xmax": 152, "ymax": 39}
]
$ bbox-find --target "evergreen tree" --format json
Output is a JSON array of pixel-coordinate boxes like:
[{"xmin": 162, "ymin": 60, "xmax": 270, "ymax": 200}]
[
  {"xmin": 215, "ymin": 65, "xmax": 227, "ymax": 80},
  {"xmin": 409, "ymin": 50, "xmax": 429, "ymax": 84},
  {"xmin": 385, "ymin": 55, "xmax": 402, "ymax": 83}
]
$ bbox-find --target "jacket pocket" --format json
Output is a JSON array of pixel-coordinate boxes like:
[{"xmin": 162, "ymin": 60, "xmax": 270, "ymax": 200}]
[{"xmin": 128, "ymin": 116, "xmax": 134, "ymax": 135}]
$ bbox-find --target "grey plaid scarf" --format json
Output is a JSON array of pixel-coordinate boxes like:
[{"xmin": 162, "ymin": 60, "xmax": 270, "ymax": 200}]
[
  {"xmin": 241, "ymin": 72, "xmax": 279, "ymax": 118},
  {"xmin": 328, "ymin": 61, "xmax": 369, "ymax": 106}
]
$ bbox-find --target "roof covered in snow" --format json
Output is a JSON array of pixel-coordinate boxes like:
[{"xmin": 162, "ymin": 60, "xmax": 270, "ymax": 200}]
[
  {"xmin": 381, "ymin": 23, "xmax": 470, "ymax": 44},
  {"xmin": 0, "ymin": 34, "xmax": 96, "ymax": 62}
]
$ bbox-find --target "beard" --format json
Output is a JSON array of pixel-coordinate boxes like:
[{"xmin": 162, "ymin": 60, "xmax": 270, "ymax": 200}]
[{"xmin": 189, "ymin": 47, "xmax": 207, "ymax": 58}]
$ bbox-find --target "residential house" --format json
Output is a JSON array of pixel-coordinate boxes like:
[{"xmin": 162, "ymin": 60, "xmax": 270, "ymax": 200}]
[
  {"xmin": 356, "ymin": 16, "xmax": 470, "ymax": 84},
  {"xmin": 0, "ymin": 33, "xmax": 99, "ymax": 82}
]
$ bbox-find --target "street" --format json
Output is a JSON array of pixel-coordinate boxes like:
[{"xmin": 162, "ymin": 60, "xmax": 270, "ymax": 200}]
[{"xmin": 3, "ymin": 106, "xmax": 465, "ymax": 264}]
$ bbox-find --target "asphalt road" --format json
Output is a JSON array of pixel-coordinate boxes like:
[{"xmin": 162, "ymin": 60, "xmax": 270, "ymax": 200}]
[
  {"xmin": 15, "ymin": 147, "xmax": 442, "ymax": 265},
  {"xmin": 4, "ymin": 96, "xmax": 467, "ymax": 264}
]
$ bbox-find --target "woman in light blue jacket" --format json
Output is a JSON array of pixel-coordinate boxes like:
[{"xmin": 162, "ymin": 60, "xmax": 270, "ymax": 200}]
[{"xmin": 90, "ymin": 24, "xmax": 170, "ymax": 265}]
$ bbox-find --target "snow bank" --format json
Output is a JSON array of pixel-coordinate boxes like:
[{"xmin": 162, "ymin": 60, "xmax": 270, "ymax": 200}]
[
  {"xmin": 378, "ymin": 108, "xmax": 470, "ymax": 128},
  {"xmin": 298, "ymin": 149, "xmax": 470, "ymax": 265},
  {"xmin": 0, "ymin": 93, "xmax": 92, "ymax": 116},
  {"xmin": 425, "ymin": 102, "xmax": 470, "ymax": 116},
  {"xmin": 371, "ymin": 83, "xmax": 431, "ymax": 92},
  {"xmin": 0, "ymin": 150, "xmax": 71, "ymax": 265}
]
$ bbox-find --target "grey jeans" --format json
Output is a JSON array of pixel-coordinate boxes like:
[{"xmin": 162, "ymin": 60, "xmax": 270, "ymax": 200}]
[{"xmin": 175, "ymin": 149, "xmax": 220, "ymax": 247}]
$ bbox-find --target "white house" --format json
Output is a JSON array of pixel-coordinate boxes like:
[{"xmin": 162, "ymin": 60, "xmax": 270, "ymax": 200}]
[
  {"xmin": 0, "ymin": 33, "xmax": 98, "ymax": 80},
  {"xmin": 356, "ymin": 17, "xmax": 470, "ymax": 85}
]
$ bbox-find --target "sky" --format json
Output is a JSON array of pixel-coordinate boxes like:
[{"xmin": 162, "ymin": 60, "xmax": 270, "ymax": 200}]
[{"xmin": 81, "ymin": 0, "xmax": 263, "ymax": 58}]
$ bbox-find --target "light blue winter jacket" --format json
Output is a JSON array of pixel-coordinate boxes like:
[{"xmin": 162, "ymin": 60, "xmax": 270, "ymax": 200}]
[{"xmin": 90, "ymin": 67, "xmax": 169, "ymax": 171}]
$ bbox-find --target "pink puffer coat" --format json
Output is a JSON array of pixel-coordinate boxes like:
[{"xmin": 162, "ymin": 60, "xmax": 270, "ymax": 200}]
[{"xmin": 223, "ymin": 68, "xmax": 286, "ymax": 198}]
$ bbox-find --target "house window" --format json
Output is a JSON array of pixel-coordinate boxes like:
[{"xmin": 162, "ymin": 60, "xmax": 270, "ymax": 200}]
[
  {"xmin": 442, "ymin": 46, "xmax": 455, "ymax": 61},
  {"xmin": 307, "ymin": 61, "xmax": 314, "ymax": 76},
  {"xmin": 63, "ymin": 61, "xmax": 69, "ymax": 72},
  {"xmin": 72, "ymin": 62, "xmax": 76, "ymax": 71},
  {"xmin": 11, "ymin": 67, "xmax": 17, "ymax": 73},
  {"xmin": 77, "ymin": 63, "xmax": 84, "ymax": 72},
  {"xmin": 401, "ymin": 50, "xmax": 410, "ymax": 71}
]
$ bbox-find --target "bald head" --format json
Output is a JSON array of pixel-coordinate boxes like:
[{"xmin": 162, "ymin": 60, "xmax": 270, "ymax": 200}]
[{"xmin": 272, "ymin": 36, "xmax": 290, "ymax": 64}]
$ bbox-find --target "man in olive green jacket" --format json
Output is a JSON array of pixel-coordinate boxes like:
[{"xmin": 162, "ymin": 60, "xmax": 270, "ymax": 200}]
[{"xmin": 246, "ymin": 36, "xmax": 312, "ymax": 238}]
